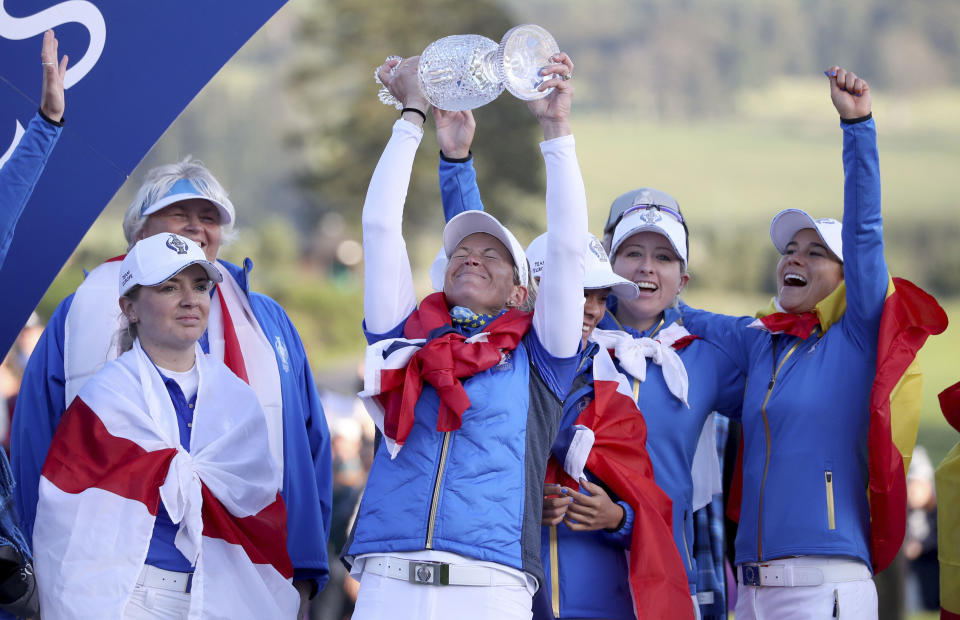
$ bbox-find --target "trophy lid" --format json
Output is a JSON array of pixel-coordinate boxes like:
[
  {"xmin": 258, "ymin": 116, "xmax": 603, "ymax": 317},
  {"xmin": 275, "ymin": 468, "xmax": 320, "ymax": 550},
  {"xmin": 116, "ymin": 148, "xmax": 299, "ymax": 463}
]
[{"xmin": 496, "ymin": 24, "xmax": 561, "ymax": 101}]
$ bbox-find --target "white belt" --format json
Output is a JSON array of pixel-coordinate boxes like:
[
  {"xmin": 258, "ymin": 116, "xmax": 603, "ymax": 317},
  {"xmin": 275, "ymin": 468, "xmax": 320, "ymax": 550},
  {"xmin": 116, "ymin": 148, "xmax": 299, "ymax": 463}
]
[
  {"xmin": 137, "ymin": 565, "xmax": 194, "ymax": 593},
  {"xmin": 364, "ymin": 557, "xmax": 526, "ymax": 587},
  {"xmin": 738, "ymin": 559, "xmax": 870, "ymax": 587}
]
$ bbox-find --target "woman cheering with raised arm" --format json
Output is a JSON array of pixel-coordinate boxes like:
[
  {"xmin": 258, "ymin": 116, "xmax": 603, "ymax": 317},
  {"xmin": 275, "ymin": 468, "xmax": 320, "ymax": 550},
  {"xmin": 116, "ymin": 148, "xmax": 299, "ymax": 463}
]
[{"xmin": 345, "ymin": 53, "xmax": 587, "ymax": 620}]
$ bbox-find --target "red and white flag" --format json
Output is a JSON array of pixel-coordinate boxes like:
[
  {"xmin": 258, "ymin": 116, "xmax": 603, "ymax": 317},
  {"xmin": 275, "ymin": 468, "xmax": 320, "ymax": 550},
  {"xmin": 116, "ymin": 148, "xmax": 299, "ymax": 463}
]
[
  {"xmin": 546, "ymin": 347, "xmax": 692, "ymax": 620},
  {"xmin": 33, "ymin": 340, "xmax": 298, "ymax": 619}
]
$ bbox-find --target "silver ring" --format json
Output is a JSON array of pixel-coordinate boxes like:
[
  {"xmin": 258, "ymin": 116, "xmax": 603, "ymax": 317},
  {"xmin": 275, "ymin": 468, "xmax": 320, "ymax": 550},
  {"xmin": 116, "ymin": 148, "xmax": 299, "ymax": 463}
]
[
  {"xmin": 562, "ymin": 73, "xmax": 572, "ymax": 81},
  {"xmin": 41, "ymin": 61, "xmax": 56, "ymax": 66}
]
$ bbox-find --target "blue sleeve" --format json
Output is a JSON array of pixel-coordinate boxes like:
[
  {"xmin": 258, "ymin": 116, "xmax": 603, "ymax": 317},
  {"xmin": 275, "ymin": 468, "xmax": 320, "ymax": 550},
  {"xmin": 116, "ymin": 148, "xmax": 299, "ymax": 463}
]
[
  {"xmin": 524, "ymin": 328, "xmax": 579, "ymax": 401},
  {"xmin": 439, "ymin": 154, "xmax": 484, "ymax": 221},
  {"xmin": 600, "ymin": 501, "xmax": 635, "ymax": 549},
  {"xmin": 705, "ymin": 342, "xmax": 745, "ymax": 421},
  {"xmin": 293, "ymin": 334, "xmax": 333, "ymax": 592},
  {"xmin": 0, "ymin": 113, "xmax": 62, "ymax": 268},
  {"xmin": 250, "ymin": 294, "xmax": 332, "ymax": 593},
  {"xmin": 840, "ymin": 118, "xmax": 888, "ymax": 347},
  {"xmin": 679, "ymin": 302, "xmax": 755, "ymax": 374},
  {"xmin": 10, "ymin": 294, "xmax": 72, "ymax": 544}
]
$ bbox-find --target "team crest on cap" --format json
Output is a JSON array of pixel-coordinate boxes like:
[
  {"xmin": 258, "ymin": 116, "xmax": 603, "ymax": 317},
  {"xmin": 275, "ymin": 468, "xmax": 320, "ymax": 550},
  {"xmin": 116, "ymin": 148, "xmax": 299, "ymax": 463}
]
[
  {"xmin": 639, "ymin": 209, "xmax": 662, "ymax": 225},
  {"xmin": 165, "ymin": 234, "xmax": 189, "ymax": 255},
  {"xmin": 588, "ymin": 237, "xmax": 608, "ymax": 263}
]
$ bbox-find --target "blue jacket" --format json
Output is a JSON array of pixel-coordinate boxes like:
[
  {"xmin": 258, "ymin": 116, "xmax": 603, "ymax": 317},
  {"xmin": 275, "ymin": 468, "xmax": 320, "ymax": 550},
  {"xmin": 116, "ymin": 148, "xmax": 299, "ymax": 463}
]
[
  {"xmin": 535, "ymin": 343, "xmax": 637, "ymax": 620},
  {"xmin": 0, "ymin": 112, "xmax": 61, "ymax": 268},
  {"xmin": 596, "ymin": 306, "xmax": 743, "ymax": 592},
  {"xmin": 347, "ymin": 320, "xmax": 577, "ymax": 585},
  {"xmin": 11, "ymin": 259, "xmax": 333, "ymax": 592},
  {"xmin": 681, "ymin": 117, "xmax": 886, "ymax": 568},
  {"xmin": 438, "ymin": 152, "xmax": 744, "ymax": 593}
]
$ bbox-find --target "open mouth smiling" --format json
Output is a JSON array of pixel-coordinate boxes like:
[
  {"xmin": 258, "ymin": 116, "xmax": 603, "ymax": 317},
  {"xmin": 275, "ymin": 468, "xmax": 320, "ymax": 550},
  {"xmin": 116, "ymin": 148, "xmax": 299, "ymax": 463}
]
[
  {"xmin": 783, "ymin": 272, "xmax": 807, "ymax": 287},
  {"xmin": 635, "ymin": 281, "xmax": 658, "ymax": 293}
]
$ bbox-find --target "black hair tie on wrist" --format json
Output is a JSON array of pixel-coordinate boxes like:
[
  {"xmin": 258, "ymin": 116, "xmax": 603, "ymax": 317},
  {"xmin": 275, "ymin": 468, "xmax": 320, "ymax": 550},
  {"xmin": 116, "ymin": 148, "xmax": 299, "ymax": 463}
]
[{"xmin": 401, "ymin": 107, "xmax": 427, "ymax": 123}]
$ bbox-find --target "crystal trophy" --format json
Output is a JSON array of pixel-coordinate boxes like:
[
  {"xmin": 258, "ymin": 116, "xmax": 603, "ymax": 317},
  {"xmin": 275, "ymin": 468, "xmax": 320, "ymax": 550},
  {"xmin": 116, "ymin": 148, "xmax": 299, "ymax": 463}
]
[{"xmin": 376, "ymin": 24, "xmax": 561, "ymax": 111}]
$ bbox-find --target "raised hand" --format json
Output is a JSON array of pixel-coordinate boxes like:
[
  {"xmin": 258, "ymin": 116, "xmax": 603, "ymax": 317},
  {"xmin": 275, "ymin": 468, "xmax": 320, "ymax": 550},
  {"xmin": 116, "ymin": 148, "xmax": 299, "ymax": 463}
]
[
  {"xmin": 525, "ymin": 52, "xmax": 574, "ymax": 140},
  {"xmin": 561, "ymin": 478, "xmax": 625, "ymax": 532},
  {"xmin": 541, "ymin": 483, "xmax": 572, "ymax": 526},
  {"xmin": 825, "ymin": 66, "xmax": 871, "ymax": 120},
  {"xmin": 40, "ymin": 29, "xmax": 68, "ymax": 122},
  {"xmin": 377, "ymin": 55, "xmax": 430, "ymax": 120},
  {"xmin": 434, "ymin": 109, "xmax": 475, "ymax": 159}
]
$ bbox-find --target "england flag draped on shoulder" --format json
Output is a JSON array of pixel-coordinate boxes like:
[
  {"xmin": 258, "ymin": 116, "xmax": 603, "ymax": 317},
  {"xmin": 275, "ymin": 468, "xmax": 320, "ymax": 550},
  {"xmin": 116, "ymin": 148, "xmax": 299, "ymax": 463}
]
[{"xmin": 33, "ymin": 341, "xmax": 298, "ymax": 618}]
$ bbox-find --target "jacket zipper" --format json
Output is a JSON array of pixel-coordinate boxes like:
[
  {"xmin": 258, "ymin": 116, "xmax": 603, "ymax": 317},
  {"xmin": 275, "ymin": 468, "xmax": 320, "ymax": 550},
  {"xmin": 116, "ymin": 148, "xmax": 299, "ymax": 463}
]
[
  {"xmin": 825, "ymin": 471, "xmax": 836, "ymax": 530},
  {"xmin": 681, "ymin": 510, "xmax": 693, "ymax": 570},
  {"xmin": 425, "ymin": 431, "xmax": 452, "ymax": 549},
  {"xmin": 550, "ymin": 525, "xmax": 560, "ymax": 616},
  {"xmin": 757, "ymin": 337, "xmax": 803, "ymax": 560}
]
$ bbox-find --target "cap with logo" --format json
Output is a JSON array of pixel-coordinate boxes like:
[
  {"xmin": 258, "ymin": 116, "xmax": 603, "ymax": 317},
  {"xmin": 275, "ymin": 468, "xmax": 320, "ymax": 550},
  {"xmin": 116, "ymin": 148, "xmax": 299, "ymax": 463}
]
[
  {"xmin": 610, "ymin": 201, "xmax": 688, "ymax": 267},
  {"xmin": 140, "ymin": 178, "xmax": 234, "ymax": 226},
  {"xmin": 605, "ymin": 187, "xmax": 680, "ymax": 236},
  {"xmin": 769, "ymin": 209, "xmax": 843, "ymax": 263},
  {"xmin": 119, "ymin": 233, "xmax": 222, "ymax": 296},
  {"xmin": 442, "ymin": 211, "xmax": 529, "ymax": 287},
  {"xmin": 526, "ymin": 232, "xmax": 639, "ymax": 299}
]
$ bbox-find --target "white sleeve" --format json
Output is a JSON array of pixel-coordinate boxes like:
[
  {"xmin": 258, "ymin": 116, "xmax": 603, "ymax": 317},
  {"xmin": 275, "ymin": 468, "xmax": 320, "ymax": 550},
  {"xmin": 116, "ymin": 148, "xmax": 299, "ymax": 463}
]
[
  {"xmin": 533, "ymin": 134, "xmax": 587, "ymax": 358},
  {"xmin": 362, "ymin": 119, "xmax": 423, "ymax": 334}
]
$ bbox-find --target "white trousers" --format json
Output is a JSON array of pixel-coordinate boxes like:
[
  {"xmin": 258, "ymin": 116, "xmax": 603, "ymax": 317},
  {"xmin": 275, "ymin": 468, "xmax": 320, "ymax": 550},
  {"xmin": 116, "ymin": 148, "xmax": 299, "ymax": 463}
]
[
  {"xmin": 123, "ymin": 584, "xmax": 191, "ymax": 620},
  {"xmin": 735, "ymin": 557, "xmax": 878, "ymax": 620},
  {"xmin": 352, "ymin": 569, "xmax": 532, "ymax": 620}
]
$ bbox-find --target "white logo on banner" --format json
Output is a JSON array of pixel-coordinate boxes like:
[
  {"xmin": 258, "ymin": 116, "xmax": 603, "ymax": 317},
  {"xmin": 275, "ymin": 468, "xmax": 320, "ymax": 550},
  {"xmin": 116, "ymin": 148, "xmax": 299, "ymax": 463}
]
[{"xmin": 0, "ymin": 0, "xmax": 106, "ymax": 165}]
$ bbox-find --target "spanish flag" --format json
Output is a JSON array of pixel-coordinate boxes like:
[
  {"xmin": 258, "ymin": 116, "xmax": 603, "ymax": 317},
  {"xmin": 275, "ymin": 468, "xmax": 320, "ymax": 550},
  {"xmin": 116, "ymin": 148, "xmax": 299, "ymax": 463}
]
[
  {"xmin": 937, "ymin": 381, "xmax": 960, "ymax": 620},
  {"xmin": 866, "ymin": 277, "xmax": 947, "ymax": 573},
  {"xmin": 725, "ymin": 278, "xmax": 947, "ymax": 575}
]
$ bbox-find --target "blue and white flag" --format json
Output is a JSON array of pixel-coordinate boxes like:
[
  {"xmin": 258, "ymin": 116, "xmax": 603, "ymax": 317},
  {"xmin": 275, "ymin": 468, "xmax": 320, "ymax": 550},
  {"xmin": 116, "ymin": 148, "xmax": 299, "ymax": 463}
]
[{"xmin": 0, "ymin": 0, "xmax": 288, "ymax": 353}]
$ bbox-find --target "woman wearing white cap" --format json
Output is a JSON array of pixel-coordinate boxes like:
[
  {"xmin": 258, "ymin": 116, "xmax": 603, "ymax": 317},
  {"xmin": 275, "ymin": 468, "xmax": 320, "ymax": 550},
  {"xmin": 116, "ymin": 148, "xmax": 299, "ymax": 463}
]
[
  {"xmin": 32, "ymin": 233, "xmax": 298, "ymax": 618},
  {"xmin": 344, "ymin": 52, "xmax": 586, "ymax": 620},
  {"xmin": 521, "ymin": 233, "xmax": 693, "ymax": 619},
  {"xmin": 676, "ymin": 68, "xmax": 927, "ymax": 618}
]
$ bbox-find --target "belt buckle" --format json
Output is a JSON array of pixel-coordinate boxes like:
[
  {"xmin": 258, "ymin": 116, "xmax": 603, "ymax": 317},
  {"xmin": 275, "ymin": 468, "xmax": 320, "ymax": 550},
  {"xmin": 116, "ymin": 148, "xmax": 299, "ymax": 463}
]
[
  {"xmin": 408, "ymin": 561, "xmax": 450, "ymax": 586},
  {"xmin": 742, "ymin": 564, "xmax": 761, "ymax": 587}
]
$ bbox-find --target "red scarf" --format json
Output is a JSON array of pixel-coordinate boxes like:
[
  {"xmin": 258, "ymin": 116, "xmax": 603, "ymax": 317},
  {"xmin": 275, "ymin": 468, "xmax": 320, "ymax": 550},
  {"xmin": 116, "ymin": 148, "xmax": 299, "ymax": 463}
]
[
  {"xmin": 376, "ymin": 293, "xmax": 533, "ymax": 448},
  {"xmin": 758, "ymin": 311, "xmax": 820, "ymax": 339}
]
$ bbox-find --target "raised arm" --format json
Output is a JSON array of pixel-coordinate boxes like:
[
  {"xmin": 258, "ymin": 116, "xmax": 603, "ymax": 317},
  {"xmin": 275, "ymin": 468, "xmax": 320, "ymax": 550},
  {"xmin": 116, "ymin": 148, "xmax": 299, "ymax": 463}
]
[
  {"xmin": 362, "ymin": 57, "xmax": 429, "ymax": 334},
  {"xmin": 530, "ymin": 53, "xmax": 587, "ymax": 359},
  {"xmin": 826, "ymin": 66, "xmax": 888, "ymax": 345},
  {"xmin": 0, "ymin": 30, "xmax": 67, "ymax": 268},
  {"xmin": 436, "ymin": 109, "xmax": 485, "ymax": 222}
]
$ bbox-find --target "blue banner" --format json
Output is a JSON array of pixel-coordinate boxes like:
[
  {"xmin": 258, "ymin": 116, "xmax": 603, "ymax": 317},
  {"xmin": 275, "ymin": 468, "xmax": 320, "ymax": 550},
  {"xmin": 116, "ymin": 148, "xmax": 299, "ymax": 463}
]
[{"xmin": 0, "ymin": 0, "xmax": 287, "ymax": 353}]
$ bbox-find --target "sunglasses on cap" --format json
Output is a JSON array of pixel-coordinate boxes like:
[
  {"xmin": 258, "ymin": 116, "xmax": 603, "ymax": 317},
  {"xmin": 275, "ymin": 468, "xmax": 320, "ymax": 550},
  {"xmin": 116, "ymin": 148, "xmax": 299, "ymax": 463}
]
[{"xmin": 622, "ymin": 203, "xmax": 685, "ymax": 224}]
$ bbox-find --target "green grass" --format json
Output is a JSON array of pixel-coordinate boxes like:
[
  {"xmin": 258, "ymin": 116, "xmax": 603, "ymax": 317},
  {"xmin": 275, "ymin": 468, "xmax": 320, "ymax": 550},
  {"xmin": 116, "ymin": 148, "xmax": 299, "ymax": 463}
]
[{"xmin": 572, "ymin": 109, "xmax": 960, "ymax": 234}]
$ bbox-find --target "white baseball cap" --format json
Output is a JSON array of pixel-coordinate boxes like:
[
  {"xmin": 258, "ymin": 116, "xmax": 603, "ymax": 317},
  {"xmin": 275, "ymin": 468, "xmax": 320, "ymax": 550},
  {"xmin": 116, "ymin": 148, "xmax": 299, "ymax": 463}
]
[
  {"xmin": 140, "ymin": 178, "xmax": 234, "ymax": 225},
  {"xmin": 610, "ymin": 204, "xmax": 688, "ymax": 266},
  {"xmin": 526, "ymin": 232, "xmax": 639, "ymax": 299},
  {"xmin": 120, "ymin": 233, "xmax": 222, "ymax": 296},
  {"xmin": 769, "ymin": 209, "xmax": 843, "ymax": 263},
  {"xmin": 442, "ymin": 211, "xmax": 529, "ymax": 288}
]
